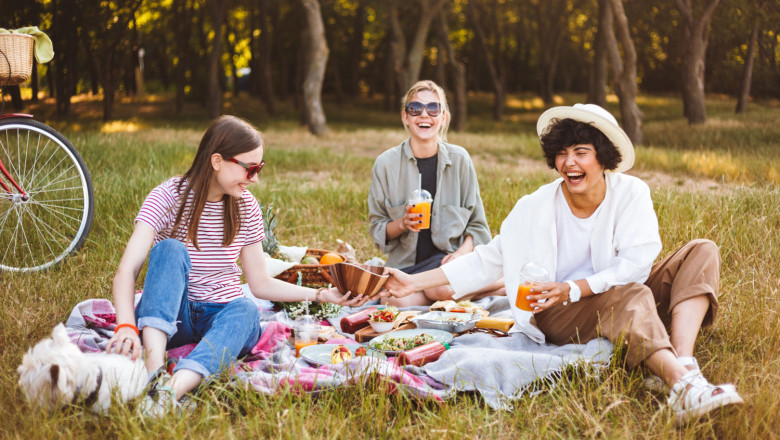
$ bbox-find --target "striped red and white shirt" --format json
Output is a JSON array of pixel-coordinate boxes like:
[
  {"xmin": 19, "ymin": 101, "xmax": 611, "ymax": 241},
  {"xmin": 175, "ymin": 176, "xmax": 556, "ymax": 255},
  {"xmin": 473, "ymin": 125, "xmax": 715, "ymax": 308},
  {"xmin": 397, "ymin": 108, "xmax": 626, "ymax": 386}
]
[{"xmin": 135, "ymin": 177, "xmax": 265, "ymax": 303}]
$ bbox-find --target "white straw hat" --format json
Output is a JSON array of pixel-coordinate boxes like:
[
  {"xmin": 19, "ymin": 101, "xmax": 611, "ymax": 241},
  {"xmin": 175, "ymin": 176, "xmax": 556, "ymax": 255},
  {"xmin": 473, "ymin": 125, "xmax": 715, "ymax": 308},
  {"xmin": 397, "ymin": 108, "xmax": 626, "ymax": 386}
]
[{"xmin": 536, "ymin": 103, "xmax": 635, "ymax": 173}]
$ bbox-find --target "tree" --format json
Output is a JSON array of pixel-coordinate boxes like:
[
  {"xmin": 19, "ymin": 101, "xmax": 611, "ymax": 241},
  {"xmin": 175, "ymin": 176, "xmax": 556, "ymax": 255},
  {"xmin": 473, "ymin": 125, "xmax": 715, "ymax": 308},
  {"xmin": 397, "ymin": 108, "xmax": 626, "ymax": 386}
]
[
  {"xmin": 434, "ymin": 7, "xmax": 467, "ymax": 131},
  {"xmin": 466, "ymin": 0, "xmax": 505, "ymax": 121},
  {"xmin": 587, "ymin": 0, "xmax": 609, "ymax": 107},
  {"xmin": 735, "ymin": 17, "xmax": 760, "ymax": 114},
  {"xmin": 300, "ymin": 0, "xmax": 329, "ymax": 135},
  {"xmin": 206, "ymin": 0, "xmax": 228, "ymax": 118},
  {"xmin": 605, "ymin": 0, "xmax": 642, "ymax": 144},
  {"xmin": 674, "ymin": 0, "xmax": 720, "ymax": 124}
]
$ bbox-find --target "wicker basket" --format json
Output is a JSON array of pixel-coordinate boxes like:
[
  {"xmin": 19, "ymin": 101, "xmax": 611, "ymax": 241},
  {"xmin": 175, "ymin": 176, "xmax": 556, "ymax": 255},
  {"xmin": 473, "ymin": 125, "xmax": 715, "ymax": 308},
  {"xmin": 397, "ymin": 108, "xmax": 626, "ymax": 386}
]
[
  {"xmin": 274, "ymin": 249, "xmax": 345, "ymax": 286},
  {"xmin": 0, "ymin": 34, "xmax": 34, "ymax": 86}
]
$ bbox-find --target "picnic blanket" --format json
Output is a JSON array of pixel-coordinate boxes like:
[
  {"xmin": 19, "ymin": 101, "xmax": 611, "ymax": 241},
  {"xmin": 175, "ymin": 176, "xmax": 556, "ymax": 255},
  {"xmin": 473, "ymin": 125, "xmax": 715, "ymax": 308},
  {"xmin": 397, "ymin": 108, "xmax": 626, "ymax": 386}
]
[{"xmin": 63, "ymin": 292, "xmax": 613, "ymax": 410}]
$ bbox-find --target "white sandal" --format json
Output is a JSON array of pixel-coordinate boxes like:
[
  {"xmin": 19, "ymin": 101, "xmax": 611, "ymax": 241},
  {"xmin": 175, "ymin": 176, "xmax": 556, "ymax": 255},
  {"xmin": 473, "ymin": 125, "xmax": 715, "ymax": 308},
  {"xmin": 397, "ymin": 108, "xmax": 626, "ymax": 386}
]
[
  {"xmin": 667, "ymin": 370, "xmax": 744, "ymax": 425},
  {"xmin": 644, "ymin": 356, "xmax": 703, "ymax": 392}
]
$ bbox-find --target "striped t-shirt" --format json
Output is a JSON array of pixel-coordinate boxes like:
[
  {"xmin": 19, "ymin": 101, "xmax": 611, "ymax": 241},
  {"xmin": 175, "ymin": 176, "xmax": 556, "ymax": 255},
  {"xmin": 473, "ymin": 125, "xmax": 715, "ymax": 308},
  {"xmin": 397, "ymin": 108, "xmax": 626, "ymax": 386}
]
[{"xmin": 135, "ymin": 177, "xmax": 265, "ymax": 303}]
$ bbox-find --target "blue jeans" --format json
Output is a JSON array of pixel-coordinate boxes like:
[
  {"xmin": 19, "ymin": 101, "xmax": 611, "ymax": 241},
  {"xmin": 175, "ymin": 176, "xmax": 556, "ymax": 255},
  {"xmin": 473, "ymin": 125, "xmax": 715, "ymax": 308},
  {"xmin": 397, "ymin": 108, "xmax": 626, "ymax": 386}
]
[{"xmin": 135, "ymin": 239, "xmax": 260, "ymax": 378}]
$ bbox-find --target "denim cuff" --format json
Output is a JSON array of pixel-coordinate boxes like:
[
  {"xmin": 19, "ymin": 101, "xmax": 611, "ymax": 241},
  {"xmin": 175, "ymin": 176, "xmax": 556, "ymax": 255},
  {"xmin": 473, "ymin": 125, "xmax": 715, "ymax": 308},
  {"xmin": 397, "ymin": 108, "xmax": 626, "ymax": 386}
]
[
  {"xmin": 138, "ymin": 316, "xmax": 178, "ymax": 339},
  {"xmin": 173, "ymin": 358, "xmax": 211, "ymax": 379}
]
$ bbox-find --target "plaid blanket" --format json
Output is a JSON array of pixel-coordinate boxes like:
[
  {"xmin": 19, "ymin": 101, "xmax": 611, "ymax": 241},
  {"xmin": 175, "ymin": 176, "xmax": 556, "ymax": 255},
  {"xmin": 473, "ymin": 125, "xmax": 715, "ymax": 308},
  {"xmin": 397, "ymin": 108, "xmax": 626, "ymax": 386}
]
[{"xmin": 63, "ymin": 293, "xmax": 612, "ymax": 410}]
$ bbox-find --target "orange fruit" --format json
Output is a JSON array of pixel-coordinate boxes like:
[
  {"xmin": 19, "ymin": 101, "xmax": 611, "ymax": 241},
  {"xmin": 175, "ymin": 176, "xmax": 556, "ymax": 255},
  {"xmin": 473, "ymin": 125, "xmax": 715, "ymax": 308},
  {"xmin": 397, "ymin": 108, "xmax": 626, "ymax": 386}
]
[{"xmin": 319, "ymin": 252, "xmax": 344, "ymax": 265}]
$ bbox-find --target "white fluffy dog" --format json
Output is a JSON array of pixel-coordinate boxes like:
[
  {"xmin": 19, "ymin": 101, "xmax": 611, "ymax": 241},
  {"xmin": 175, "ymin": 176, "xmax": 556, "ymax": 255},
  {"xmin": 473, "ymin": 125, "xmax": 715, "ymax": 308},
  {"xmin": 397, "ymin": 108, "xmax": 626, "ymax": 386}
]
[{"xmin": 17, "ymin": 324, "xmax": 149, "ymax": 414}]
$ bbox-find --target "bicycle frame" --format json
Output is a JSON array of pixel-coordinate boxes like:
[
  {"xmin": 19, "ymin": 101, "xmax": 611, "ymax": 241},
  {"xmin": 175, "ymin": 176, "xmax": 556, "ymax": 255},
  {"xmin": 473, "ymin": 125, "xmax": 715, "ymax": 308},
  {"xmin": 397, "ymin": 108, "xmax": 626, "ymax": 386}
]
[{"xmin": 0, "ymin": 113, "xmax": 33, "ymax": 199}]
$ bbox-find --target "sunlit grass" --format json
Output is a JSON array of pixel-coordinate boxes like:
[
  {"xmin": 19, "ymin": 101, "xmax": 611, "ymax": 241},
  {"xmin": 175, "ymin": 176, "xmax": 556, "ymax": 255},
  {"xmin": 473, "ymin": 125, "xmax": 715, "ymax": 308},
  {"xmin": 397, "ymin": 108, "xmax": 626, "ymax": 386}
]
[{"xmin": 2, "ymin": 92, "xmax": 779, "ymax": 438}]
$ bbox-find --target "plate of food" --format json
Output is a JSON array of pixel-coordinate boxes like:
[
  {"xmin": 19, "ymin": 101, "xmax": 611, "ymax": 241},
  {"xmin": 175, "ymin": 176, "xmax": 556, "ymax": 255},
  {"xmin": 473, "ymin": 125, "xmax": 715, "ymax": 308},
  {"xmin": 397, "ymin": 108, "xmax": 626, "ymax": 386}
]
[
  {"xmin": 368, "ymin": 328, "xmax": 453, "ymax": 355},
  {"xmin": 299, "ymin": 343, "xmax": 386, "ymax": 366},
  {"xmin": 429, "ymin": 300, "xmax": 486, "ymax": 315},
  {"xmin": 411, "ymin": 311, "xmax": 482, "ymax": 333}
]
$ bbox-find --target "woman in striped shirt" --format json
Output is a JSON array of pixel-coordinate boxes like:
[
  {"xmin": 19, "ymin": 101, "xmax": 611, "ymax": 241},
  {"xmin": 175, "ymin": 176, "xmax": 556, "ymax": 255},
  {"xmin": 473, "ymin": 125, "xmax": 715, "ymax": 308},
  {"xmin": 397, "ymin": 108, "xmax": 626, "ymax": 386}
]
[{"xmin": 106, "ymin": 115, "xmax": 367, "ymax": 416}]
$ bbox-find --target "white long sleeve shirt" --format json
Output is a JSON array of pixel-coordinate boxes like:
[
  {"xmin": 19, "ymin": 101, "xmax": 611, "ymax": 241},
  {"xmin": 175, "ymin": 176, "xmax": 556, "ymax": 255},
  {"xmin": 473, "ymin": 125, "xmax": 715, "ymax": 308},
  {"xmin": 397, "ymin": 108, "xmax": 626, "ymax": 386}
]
[{"xmin": 441, "ymin": 172, "xmax": 662, "ymax": 343}]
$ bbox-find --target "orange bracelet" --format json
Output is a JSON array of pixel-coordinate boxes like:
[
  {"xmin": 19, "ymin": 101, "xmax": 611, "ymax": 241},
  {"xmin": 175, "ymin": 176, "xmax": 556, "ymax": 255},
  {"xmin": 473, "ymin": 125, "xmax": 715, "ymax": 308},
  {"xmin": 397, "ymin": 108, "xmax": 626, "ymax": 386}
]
[{"xmin": 115, "ymin": 323, "xmax": 139, "ymax": 335}]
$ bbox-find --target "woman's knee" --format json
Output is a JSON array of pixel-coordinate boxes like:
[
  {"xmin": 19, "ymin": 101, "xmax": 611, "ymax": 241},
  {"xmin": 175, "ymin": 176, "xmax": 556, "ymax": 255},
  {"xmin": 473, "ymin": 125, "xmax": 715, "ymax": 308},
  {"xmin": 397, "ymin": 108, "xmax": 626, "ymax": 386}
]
[
  {"xmin": 686, "ymin": 239, "xmax": 720, "ymax": 262},
  {"xmin": 149, "ymin": 239, "xmax": 190, "ymax": 269}
]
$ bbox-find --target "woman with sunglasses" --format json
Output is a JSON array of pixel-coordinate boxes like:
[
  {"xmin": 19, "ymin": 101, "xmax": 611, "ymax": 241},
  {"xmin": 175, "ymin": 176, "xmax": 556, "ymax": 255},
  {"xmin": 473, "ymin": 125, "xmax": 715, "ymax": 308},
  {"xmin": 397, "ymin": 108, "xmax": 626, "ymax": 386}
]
[
  {"xmin": 106, "ymin": 115, "xmax": 367, "ymax": 416},
  {"xmin": 368, "ymin": 80, "xmax": 502, "ymax": 306}
]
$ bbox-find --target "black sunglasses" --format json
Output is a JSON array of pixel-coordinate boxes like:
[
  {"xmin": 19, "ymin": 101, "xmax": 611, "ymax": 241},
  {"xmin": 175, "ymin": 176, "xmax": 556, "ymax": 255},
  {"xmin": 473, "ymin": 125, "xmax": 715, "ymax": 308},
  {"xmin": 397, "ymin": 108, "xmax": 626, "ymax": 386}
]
[
  {"xmin": 228, "ymin": 157, "xmax": 265, "ymax": 179},
  {"xmin": 405, "ymin": 101, "xmax": 442, "ymax": 117}
]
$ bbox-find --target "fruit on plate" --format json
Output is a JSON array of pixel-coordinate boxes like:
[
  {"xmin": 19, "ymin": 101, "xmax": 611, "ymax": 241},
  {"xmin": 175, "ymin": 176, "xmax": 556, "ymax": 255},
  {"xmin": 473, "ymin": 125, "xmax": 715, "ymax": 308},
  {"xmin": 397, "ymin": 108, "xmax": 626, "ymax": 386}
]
[
  {"xmin": 320, "ymin": 252, "xmax": 345, "ymax": 265},
  {"xmin": 331, "ymin": 345, "xmax": 353, "ymax": 364},
  {"xmin": 354, "ymin": 346, "xmax": 367, "ymax": 356}
]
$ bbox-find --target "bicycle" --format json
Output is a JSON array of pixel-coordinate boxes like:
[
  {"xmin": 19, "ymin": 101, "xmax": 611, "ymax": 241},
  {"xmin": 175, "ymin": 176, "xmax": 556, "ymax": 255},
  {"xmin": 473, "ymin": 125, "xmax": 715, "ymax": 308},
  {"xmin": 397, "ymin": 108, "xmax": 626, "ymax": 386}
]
[{"xmin": 1, "ymin": 32, "xmax": 94, "ymax": 272}]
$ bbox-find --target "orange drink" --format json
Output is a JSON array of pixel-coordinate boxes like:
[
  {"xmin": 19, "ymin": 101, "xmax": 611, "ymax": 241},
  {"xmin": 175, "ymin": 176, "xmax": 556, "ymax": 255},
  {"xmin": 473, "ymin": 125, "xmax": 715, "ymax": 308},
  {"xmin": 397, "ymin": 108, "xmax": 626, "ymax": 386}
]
[
  {"xmin": 515, "ymin": 283, "xmax": 537, "ymax": 312},
  {"xmin": 409, "ymin": 201, "xmax": 431, "ymax": 230},
  {"xmin": 295, "ymin": 340, "xmax": 317, "ymax": 357}
]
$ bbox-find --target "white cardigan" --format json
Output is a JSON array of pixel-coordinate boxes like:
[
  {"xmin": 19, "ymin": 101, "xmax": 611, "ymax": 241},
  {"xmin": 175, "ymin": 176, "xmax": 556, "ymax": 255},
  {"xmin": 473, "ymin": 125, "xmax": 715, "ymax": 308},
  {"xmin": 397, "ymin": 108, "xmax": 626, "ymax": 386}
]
[{"xmin": 441, "ymin": 173, "xmax": 662, "ymax": 343}]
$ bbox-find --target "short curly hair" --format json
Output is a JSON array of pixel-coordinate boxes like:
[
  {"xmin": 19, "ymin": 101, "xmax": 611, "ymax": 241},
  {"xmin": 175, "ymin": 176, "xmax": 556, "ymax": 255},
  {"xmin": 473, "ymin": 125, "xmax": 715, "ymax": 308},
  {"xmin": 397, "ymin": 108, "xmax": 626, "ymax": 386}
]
[{"xmin": 539, "ymin": 118, "xmax": 622, "ymax": 171}]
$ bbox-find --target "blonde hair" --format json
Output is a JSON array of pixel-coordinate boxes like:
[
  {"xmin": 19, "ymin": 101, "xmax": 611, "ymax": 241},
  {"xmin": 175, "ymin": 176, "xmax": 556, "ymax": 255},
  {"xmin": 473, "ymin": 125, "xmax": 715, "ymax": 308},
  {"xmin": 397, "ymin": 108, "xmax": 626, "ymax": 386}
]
[{"xmin": 401, "ymin": 80, "xmax": 450, "ymax": 142}]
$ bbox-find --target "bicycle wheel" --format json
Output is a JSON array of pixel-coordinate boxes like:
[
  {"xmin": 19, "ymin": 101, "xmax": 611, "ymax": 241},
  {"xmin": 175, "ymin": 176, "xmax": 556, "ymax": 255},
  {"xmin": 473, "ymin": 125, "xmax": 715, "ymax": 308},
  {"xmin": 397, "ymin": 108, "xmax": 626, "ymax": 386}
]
[{"xmin": 0, "ymin": 118, "xmax": 94, "ymax": 272}]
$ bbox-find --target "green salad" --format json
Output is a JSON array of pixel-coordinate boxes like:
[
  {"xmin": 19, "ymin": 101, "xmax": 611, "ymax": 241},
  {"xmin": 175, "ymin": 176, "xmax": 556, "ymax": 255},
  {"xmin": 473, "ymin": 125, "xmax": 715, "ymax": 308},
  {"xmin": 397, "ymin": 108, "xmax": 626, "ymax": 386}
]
[{"xmin": 370, "ymin": 333, "xmax": 434, "ymax": 351}]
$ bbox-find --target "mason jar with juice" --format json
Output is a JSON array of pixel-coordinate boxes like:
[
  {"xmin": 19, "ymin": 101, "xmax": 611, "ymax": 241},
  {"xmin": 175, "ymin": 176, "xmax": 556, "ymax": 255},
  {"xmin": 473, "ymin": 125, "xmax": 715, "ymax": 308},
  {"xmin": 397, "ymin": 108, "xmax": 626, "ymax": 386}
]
[
  {"xmin": 408, "ymin": 188, "xmax": 433, "ymax": 230},
  {"xmin": 515, "ymin": 263, "xmax": 549, "ymax": 312},
  {"xmin": 293, "ymin": 315, "xmax": 319, "ymax": 356}
]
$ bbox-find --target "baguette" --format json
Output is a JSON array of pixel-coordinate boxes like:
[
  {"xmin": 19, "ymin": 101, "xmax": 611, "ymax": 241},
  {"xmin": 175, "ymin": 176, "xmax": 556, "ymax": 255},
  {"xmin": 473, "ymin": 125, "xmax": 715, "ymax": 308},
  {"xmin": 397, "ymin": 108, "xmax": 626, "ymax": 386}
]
[{"xmin": 475, "ymin": 317, "xmax": 515, "ymax": 332}]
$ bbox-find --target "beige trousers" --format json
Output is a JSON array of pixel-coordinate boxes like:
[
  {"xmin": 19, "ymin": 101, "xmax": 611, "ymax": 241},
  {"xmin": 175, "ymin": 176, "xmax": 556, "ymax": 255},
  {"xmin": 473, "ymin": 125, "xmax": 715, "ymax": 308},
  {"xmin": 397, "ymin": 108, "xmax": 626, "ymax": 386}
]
[{"xmin": 534, "ymin": 239, "xmax": 721, "ymax": 368}]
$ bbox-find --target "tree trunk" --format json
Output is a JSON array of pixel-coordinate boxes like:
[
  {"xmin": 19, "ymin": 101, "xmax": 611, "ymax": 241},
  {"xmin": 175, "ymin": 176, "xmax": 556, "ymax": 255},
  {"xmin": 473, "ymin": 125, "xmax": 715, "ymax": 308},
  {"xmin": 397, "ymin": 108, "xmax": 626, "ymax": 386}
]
[
  {"xmin": 404, "ymin": 0, "xmax": 447, "ymax": 90},
  {"xmin": 535, "ymin": 1, "xmax": 567, "ymax": 106},
  {"xmin": 435, "ymin": 7, "xmax": 467, "ymax": 131},
  {"xmin": 101, "ymin": 48, "xmax": 115, "ymax": 121},
  {"xmin": 387, "ymin": 2, "xmax": 406, "ymax": 106},
  {"xmin": 674, "ymin": 0, "xmax": 720, "ymax": 125},
  {"xmin": 467, "ymin": 1, "xmax": 504, "ymax": 121},
  {"xmin": 206, "ymin": 0, "xmax": 227, "ymax": 118},
  {"xmin": 347, "ymin": 0, "xmax": 365, "ymax": 95},
  {"xmin": 300, "ymin": 0, "xmax": 329, "ymax": 135},
  {"xmin": 173, "ymin": 0, "xmax": 193, "ymax": 115},
  {"xmin": 257, "ymin": 0, "xmax": 276, "ymax": 114},
  {"xmin": 588, "ymin": 0, "xmax": 609, "ymax": 107},
  {"xmin": 224, "ymin": 20, "xmax": 239, "ymax": 95},
  {"xmin": 31, "ymin": 60, "xmax": 39, "ymax": 102},
  {"xmin": 605, "ymin": 0, "xmax": 642, "ymax": 145},
  {"xmin": 735, "ymin": 18, "xmax": 760, "ymax": 114}
]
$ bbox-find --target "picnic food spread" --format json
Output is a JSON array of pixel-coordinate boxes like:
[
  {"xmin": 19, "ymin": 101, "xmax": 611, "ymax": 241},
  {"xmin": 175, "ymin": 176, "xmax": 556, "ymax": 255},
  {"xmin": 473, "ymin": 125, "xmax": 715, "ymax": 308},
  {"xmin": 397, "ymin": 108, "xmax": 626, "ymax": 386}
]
[
  {"xmin": 331, "ymin": 345, "xmax": 353, "ymax": 364},
  {"xmin": 370, "ymin": 333, "xmax": 435, "ymax": 352}
]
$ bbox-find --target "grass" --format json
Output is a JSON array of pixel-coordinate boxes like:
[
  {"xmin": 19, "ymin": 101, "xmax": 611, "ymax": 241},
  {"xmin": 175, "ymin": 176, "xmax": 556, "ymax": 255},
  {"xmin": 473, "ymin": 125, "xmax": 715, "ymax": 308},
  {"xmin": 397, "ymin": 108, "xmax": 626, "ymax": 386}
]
[{"xmin": 2, "ymin": 91, "xmax": 779, "ymax": 438}]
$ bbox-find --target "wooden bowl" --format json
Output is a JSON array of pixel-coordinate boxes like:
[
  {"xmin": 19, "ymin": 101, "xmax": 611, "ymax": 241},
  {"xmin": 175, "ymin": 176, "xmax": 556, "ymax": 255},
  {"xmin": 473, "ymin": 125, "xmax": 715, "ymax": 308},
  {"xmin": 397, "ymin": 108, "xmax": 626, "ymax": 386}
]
[{"xmin": 329, "ymin": 262, "xmax": 389, "ymax": 296}]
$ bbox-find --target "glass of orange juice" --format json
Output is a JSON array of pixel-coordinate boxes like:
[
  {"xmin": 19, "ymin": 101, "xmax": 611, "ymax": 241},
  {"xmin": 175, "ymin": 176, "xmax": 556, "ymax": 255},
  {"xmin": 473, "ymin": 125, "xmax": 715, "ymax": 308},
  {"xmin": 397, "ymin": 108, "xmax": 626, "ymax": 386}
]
[
  {"xmin": 293, "ymin": 315, "xmax": 319, "ymax": 357},
  {"xmin": 408, "ymin": 189, "xmax": 433, "ymax": 230},
  {"xmin": 515, "ymin": 263, "xmax": 549, "ymax": 312}
]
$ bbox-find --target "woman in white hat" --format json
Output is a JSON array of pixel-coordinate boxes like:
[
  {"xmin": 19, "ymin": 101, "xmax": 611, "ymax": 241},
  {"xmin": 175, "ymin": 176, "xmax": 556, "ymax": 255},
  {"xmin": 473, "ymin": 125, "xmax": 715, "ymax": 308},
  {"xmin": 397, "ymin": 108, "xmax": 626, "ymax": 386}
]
[{"xmin": 380, "ymin": 103, "xmax": 743, "ymax": 424}]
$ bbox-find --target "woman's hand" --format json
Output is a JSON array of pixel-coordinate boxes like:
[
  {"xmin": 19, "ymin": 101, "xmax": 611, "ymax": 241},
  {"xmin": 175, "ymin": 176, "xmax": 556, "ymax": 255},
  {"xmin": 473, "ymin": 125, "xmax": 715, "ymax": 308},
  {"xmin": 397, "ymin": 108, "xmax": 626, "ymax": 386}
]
[
  {"xmin": 529, "ymin": 281, "xmax": 570, "ymax": 314},
  {"xmin": 376, "ymin": 267, "xmax": 417, "ymax": 299},
  {"xmin": 319, "ymin": 287, "xmax": 370, "ymax": 307},
  {"xmin": 401, "ymin": 204, "xmax": 424, "ymax": 232},
  {"xmin": 105, "ymin": 327, "xmax": 142, "ymax": 361}
]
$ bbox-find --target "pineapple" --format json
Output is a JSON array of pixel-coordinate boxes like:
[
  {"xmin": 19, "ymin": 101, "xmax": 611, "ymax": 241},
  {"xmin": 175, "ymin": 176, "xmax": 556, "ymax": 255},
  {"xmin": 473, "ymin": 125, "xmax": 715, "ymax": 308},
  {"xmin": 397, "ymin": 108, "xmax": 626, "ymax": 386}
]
[{"xmin": 261, "ymin": 203, "xmax": 281, "ymax": 258}]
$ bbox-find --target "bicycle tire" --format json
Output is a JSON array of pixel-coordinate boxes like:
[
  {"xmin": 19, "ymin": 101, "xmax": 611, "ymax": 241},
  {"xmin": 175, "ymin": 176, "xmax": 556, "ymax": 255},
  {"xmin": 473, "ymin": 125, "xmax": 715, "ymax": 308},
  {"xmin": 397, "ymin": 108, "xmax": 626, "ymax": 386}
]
[{"xmin": 0, "ymin": 118, "xmax": 94, "ymax": 272}]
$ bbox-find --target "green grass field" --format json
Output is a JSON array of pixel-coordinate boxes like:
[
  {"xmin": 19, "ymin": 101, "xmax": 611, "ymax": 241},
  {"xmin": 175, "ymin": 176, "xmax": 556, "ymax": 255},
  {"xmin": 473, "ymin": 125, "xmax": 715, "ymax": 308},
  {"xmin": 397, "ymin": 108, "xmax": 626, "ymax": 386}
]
[{"xmin": 1, "ymin": 92, "xmax": 778, "ymax": 439}]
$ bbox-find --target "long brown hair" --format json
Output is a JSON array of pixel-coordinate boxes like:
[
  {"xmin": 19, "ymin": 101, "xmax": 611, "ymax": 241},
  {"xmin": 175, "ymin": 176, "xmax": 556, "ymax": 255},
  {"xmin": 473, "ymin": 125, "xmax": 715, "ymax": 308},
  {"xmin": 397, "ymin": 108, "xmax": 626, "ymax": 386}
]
[{"xmin": 171, "ymin": 115, "xmax": 264, "ymax": 249}]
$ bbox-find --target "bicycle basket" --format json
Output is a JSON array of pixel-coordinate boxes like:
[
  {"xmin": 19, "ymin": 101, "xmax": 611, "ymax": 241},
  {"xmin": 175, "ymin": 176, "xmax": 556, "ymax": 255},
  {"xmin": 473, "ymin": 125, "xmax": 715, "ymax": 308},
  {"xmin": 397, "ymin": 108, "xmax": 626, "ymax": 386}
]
[{"xmin": 0, "ymin": 33, "xmax": 34, "ymax": 86}]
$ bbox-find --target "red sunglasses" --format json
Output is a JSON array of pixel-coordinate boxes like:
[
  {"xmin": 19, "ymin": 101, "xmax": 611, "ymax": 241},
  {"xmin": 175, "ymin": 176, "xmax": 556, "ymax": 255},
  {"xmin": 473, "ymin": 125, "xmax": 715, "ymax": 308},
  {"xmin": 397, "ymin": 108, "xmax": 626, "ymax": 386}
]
[{"xmin": 228, "ymin": 157, "xmax": 265, "ymax": 179}]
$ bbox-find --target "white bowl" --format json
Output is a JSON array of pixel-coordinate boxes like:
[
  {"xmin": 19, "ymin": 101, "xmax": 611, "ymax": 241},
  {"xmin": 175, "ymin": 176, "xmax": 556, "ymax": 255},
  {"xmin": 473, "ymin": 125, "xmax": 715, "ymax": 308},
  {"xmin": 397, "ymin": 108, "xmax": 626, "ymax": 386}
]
[{"xmin": 369, "ymin": 320, "xmax": 394, "ymax": 333}]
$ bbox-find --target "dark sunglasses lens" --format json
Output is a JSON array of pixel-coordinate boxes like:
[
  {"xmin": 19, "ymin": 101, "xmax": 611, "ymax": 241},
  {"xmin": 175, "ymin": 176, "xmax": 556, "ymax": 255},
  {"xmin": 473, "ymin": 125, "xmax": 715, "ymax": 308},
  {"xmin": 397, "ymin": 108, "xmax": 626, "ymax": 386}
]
[
  {"xmin": 406, "ymin": 101, "xmax": 424, "ymax": 116},
  {"xmin": 425, "ymin": 102, "xmax": 441, "ymax": 116}
]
